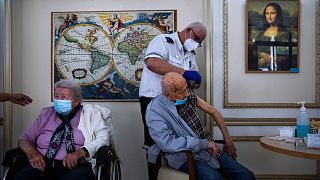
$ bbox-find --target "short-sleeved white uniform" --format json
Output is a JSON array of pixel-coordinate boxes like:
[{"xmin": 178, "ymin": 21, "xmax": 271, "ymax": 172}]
[{"xmin": 139, "ymin": 32, "xmax": 199, "ymax": 98}]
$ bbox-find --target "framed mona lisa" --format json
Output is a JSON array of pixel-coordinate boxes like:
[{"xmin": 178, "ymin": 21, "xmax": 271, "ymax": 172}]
[{"xmin": 246, "ymin": 0, "xmax": 299, "ymax": 73}]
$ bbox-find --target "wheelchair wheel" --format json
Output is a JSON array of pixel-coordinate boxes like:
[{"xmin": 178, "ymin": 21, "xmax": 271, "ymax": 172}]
[
  {"xmin": 97, "ymin": 156, "xmax": 121, "ymax": 180},
  {"xmin": 111, "ymin": 158, "xmax": 121, "ymax": 180}
]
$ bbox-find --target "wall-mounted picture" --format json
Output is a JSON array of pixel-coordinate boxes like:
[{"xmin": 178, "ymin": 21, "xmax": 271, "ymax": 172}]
[
  {"xmin": 51, "ymin": 10, "xmax": 177, "ymax": 101},
  {"xmin": 246, "ymin": 0, "xmax": 299, "ymax": 73}
]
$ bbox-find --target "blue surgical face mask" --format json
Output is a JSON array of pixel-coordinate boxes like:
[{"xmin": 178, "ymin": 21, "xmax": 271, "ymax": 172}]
[
  {"xmin": 54, "ymin": 99, "xmax": 73, "ymax": 116},
  {"xmin": 175, "ymin": 97, "xmax": 188, "ymax": 106}
]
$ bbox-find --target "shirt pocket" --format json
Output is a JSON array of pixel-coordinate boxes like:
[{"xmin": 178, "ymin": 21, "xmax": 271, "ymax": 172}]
[{"xmin": 168, "ymin": 55, "xmax": 182, "ymax": 67}]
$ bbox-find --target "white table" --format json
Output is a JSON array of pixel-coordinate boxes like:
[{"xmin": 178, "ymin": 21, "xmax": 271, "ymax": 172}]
[{"xmin": 260, "ymin": 136, "xmax": 320, "ymax": 160}]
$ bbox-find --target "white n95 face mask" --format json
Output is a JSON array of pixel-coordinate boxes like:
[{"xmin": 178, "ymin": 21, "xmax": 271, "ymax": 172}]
[{"xmin": 184, "ymin": 38, "xmax": 199, "ymax": 52}]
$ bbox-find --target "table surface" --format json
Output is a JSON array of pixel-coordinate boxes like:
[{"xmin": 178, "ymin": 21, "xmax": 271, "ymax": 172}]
[{"xmin": 260, "ymin": 136, "xmax": 320, "ymax": 160}]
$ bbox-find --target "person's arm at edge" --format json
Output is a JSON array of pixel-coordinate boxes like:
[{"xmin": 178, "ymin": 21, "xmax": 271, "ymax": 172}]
[
  {"xmin": 0, "ymin": 93, "xmax": 11, "ymax": 101},
  {"xmin": 196, "ymin": 96, "xmax": 237, "ymax": 159},
  {"xmin": 0, "ymin": 93, "xmax": 33, "ymax": 106}
]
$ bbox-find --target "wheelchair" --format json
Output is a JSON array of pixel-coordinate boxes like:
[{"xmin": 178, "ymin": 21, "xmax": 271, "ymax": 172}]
[{"xmin": 2, "ymin": 145, "xmax": 121, "ymax": 180}]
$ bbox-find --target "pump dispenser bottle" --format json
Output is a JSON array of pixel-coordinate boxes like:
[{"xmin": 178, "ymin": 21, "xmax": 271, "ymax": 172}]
[{"xmin": 296, "ymin": 101, "xmax": 310, "ymax": 138}]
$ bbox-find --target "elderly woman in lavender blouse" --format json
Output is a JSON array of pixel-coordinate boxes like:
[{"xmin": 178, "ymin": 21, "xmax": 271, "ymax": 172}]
[{"xmin": 15, "ymin": 80, "xmax": 111, "ymax": 180}]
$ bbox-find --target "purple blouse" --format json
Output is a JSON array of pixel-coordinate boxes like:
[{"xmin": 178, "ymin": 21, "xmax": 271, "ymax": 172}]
[{"xmin": 20, "ymin": 106, "xmax": 85, "ymax": 160}]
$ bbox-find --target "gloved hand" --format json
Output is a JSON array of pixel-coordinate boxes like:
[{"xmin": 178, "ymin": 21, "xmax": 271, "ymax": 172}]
[{"xmin": 182, "ymin": 70, "xmax": 201, "ymax": 84}]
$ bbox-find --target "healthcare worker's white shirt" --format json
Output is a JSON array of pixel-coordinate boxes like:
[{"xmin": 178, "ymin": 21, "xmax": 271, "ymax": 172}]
[{"xmin": 139, "ymin": 32, "xmax": 198, "ymax": 98}]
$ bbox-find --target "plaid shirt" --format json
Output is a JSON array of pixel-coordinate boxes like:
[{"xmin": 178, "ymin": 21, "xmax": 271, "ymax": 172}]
[{"xmin": 177, "ymin": 90, "xmax": 211, "ymax": 140}]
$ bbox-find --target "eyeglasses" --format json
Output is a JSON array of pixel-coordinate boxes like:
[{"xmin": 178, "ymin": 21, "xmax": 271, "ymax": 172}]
[{"xmin": 191, "ymin": 29, "xmax": 202, "ymax": 47}]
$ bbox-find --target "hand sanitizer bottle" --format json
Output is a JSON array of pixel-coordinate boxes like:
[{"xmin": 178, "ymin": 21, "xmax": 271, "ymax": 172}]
[{"xmin": 296, "ymin": 101, "xmax": 310, "ymax": 138}]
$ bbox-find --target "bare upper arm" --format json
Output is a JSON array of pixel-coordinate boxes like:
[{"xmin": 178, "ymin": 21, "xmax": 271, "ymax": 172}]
[
  {"xmin": 196, "ymin": 96, "xmax": 215, "ymax": 114},
  {"xmin": 145, "ymin": 57, "xmax": 184, "ymax": 75},
  {"xmin": 145, "ymin": 57, "xmax": 165, "ymax": 68}
]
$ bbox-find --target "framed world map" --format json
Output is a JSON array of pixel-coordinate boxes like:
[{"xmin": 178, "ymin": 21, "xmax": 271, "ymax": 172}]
[{"xmin": 51, "ymin": 10, "xmax": 177, "ymax": 101}]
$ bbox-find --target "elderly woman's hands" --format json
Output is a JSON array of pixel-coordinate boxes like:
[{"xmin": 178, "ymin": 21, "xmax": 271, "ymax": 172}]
[
  {"xmin": 27, "ymin": 150, "xmax": 46, "ymax": 171},
  {"xmin": 63, "ymin": 148, "xmax": 87, "ymax": 169},
  {"xmin": 18, "ymin": 139, "xmax": 46, "ymax": 171}
]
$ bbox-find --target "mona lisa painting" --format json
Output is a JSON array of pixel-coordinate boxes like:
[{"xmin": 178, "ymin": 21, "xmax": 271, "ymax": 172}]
[{"xmin": 246, "ymin": 0, "xmax": 299, "ymax": 73}]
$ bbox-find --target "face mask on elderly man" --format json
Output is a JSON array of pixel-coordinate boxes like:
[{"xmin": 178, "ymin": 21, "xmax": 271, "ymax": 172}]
[
  {"xmin": 170, "ymin": 91, "xmax": 189, "ymax": 106},
  {"xmin": 175, "ymin": 97, "xmax": 188, "ymax": 106},
  {"xmin": 54, "ymin": 99, "xmax": 73, "ymax": 115}
]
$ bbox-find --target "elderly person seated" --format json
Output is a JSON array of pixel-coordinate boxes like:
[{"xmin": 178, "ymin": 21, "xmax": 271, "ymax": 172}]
[
  {"xmin": 146, "ymin": 72, "xmax": 255, "ymax": 180},
  {"xmin": 14, "ymin": 80, "xmax": 110, "ymax": 180}
]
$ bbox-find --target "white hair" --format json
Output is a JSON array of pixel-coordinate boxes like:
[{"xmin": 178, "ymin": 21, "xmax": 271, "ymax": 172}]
[
  {"xmin": 187, "ymin": 21, "xmax": 207, "ymax": 37},
  {"xmin": 54, "ymin": 79, "xmax": 83, "ymax": 101}
]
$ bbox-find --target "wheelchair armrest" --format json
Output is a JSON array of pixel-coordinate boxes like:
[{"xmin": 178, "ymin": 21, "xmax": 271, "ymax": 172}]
[
  {"xmin": 2, "ymin": 148, "xmax": 27, "ymax": 167},
  {"xmin": 96, "ymin": 145, "xmax": 114, "ymax": 165}
]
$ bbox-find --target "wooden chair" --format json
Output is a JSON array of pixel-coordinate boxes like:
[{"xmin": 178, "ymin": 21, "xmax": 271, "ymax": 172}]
[{"xmin": 154, "ymin": 140, "xmax": 225, "ymax": 180}]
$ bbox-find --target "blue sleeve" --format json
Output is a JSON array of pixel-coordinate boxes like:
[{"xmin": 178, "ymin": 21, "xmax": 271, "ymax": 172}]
[{"xmin": 146, "ymin": 102, "xmax": 208, "ymax": 153}]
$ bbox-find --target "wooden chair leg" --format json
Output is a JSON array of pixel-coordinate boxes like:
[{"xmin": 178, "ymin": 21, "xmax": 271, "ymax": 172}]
[{"xmin": 186, "ymin": 150, "xmax": 197, "ymax": 180}]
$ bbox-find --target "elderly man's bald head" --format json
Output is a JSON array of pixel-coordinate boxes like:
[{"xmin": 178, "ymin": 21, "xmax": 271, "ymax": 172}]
[{"xmin": 161, "ymin": 72, "xmax": 186, "ymax": 95}]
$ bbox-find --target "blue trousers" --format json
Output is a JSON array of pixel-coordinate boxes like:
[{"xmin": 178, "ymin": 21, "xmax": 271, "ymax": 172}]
[
  {"xmin": 178, "ymin": 152, "xmax": 255, "ymax": 180},
  {"xmin": 14, "ymin": 163, "xmax": 95, "ymax": 180}
]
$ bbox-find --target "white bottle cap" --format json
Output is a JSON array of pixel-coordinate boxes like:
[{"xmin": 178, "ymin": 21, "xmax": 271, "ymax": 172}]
[{"xmin": 297, "ymin": 101, "xmax": 306, "ymax": 112}]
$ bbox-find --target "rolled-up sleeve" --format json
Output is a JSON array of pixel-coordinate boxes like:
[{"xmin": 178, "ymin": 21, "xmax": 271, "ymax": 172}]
[{"xmin": 144, "ymin": 35, "xmax": 168, "ymax": 61}]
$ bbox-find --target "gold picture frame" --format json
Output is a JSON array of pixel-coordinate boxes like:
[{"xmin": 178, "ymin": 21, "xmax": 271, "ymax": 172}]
[
  {"xmin": 223, "ymin": 0, "xmax": 320, "ymax": 108},
  {"xmin": 246, "ymin": 0, "xmax": 299, "ymax": 73}
]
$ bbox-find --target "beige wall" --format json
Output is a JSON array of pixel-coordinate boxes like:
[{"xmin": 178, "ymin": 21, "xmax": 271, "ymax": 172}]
[{"xmin": 6, "ymin": 0, "xmax": 320, "ymax": 179}]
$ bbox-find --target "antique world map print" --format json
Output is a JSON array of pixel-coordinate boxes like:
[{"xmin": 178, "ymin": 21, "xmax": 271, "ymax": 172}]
[{"xmin": 52, "ymin": 10, "xmax": 176, "ymax": 100}]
